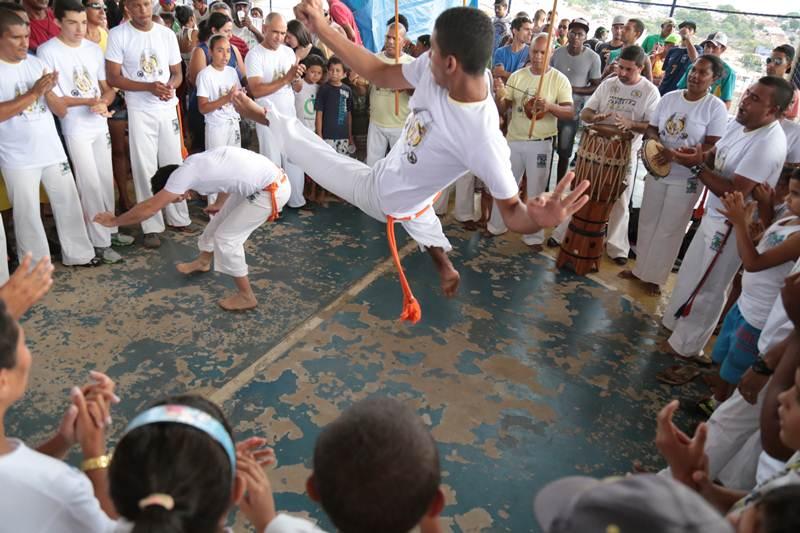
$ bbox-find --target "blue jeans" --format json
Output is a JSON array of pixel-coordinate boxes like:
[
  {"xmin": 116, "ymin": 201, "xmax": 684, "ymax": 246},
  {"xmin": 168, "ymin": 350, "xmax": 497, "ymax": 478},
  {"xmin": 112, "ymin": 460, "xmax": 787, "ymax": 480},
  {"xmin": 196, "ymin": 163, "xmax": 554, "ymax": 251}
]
[{"xmin": 556, "ymin": 117, "xmax": 579, "ymax": 181}]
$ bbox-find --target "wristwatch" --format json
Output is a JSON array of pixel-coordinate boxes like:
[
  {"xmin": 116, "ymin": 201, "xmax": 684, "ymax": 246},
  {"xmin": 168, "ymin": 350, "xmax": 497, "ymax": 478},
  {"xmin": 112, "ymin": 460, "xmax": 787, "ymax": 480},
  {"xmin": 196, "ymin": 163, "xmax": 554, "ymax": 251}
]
[
  {"xmin": 690, "ymin": 163, "xmax": 705, "ymax": 178},
  {"xmin": 81, "ymin": 453, "xmax": 112, "ymax": 472},
  {"xmin": 751, "ymin": 358, "xmax": 774, "ymax": 376}
]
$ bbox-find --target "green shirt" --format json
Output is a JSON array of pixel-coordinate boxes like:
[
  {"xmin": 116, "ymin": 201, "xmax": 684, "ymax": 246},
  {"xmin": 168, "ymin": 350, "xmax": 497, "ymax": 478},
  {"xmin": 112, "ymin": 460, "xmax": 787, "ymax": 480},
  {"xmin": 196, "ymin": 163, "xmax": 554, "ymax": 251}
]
[
  {"xmin": 641, "ymin": 34, "xmax": 667, "ymax": 54},
  {"xmin": 677, "ymin": 59, "xmax": 736, "ymax": 102}
]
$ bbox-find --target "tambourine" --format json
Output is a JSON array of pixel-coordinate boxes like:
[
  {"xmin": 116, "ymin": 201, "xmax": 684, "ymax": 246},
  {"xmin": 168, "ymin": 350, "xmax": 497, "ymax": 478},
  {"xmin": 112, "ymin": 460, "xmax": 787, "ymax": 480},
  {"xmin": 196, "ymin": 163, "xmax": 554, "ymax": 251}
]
[{"xmin": 641, "ymin": 138, "xmax": 671, "ymax": 178}]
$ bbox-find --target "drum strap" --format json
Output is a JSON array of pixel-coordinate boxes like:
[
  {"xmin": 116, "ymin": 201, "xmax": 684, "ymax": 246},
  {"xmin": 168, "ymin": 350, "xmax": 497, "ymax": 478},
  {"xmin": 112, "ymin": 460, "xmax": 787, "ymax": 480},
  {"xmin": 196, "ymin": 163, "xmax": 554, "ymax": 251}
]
[{"xmin": 673, "ymin": 224, "xmax": 733, "ymax": 319}]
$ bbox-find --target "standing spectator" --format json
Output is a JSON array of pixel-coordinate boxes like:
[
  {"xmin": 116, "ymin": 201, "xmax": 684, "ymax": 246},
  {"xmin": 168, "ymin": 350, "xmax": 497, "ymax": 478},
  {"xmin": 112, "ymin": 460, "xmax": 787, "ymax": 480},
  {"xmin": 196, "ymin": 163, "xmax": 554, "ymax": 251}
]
[
  {"xmin": 641, "ymin": 17, "xmax": 676, "ymax": 54},
  {"xmin": 492, "ymin": 0, "xmax": 509, "ymax": 52},
  {"xmin": 677, "ymin": 32, "xmax": 735, "ymax": 109},
  {"xmin": 650, "ymin": 33, "xmax": 680, "ymax": 86},
  {"xmin": 285, "ymin": 19, "xmax": 325, "ymax": 62},
  {"xmin": 767, "ymin": 44, "xmax": 799, "ymax": 120},
  {"xmin": 554, "ymin": 18, "xmax": 569, "ymax": 48},
  {"xmin": 293, "ymin": 54, "xmax": 323, "ymax": 131},
  {"xmin": 550, "ymin": 17, "xmax": 601, "ymax": 181},
  {"xmin": 105, "ymin": 0, "xmax": 123, "ymax": 28},
  {"xmin": 604, "ymin": 18, "xmax": 652, "ymax": 81},
  {"xmin": 596, "ymin": 15, "xmax": 625, "ymax": 71},
  {"xmin": 245, "ymin": 12, "xmax": 307, "ymax": 208},
  {"xmin": 315, "ymin": 56, "xmax": 354, "ymax": 155},
  {"xmin": 327, "ymin": 0, "xmax": 361, "ymax": 45},
  {"xmin": 231, "ymin": 0, "xmax": 262, "ymax": 52},
  {"xmin": 662, "ymin": 77, "xmax": 791, "ymax": 360},
  {"xmin": 585, "ymin": 26, "xmax": 607, "ymax": 52},
  {"xmin": 22, "ymin": 0, "xmax": 59, "ymax": 52},
  {"xmin": 659, "ymin": 20, "xmax": 701, "ymax": 96},
  {"xmin": 83, "ymin": 0, "xmax": 108, "ymax": 52},
  {"xmin": 106, "ymin": 0, "xmax": 192, "ymax": 249},
  {"xmin": 531, "ymin": 8, "xmax": 546, "ymax": 33},
  {"xmin": 413, "ymin": 34, "xmax": 430, "ymax": 57},
  {"xmin": 492, "ymin": 15, "xmax": 533, "ymax": 81},
  {"xmin": 192, "ymin": 0, "xmax": 208, "ymax": 24},
  {"xmin": 196, "ymin": 35, "xmax": 243, "ymax": 154}
]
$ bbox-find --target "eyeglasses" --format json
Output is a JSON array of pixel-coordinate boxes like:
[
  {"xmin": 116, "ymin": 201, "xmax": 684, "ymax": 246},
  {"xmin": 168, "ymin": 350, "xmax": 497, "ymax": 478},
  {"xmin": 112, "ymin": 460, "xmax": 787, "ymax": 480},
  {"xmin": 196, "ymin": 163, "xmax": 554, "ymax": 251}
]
[{"xmin": 766, "ymin": 57, "xmax": 787, "ymax": 65}]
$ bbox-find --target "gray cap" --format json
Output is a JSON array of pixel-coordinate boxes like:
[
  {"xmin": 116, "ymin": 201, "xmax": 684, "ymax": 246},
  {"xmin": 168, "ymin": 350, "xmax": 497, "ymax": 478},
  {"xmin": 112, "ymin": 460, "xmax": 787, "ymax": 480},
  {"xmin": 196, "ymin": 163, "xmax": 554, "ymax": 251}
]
[
  {"xmin": 612, "ymin": 15, "xmax": 627, "ymax": 26},
  {"xmin": 534, "ymin": 474, "xmax": 735, "ymax": 533}
]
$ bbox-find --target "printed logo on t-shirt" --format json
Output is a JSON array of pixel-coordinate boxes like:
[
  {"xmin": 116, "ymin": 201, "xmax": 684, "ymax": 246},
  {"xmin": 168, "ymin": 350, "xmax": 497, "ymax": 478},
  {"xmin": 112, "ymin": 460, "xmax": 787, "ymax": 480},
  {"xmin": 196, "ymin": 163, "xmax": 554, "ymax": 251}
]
[
  {"xmin": 402, "ymin": 109, "xmax": 432, "ymax": 165},
  {"xmin": 303, "ymin": 95, "xmax": 315, "ymax": 119},
  {"xmin": 764, "ymin": 232, "xmax": 787, "ymax": 249},
  {"xmin": 71, "ymin": 65, "xmax": 97, "ymax": 98},
  {"xmin": 537, "ymin": 153, "xmax": 547, "ymax": 168},
  {"xmin": 60, "ymin": 161, "xmax": 71, "ymax": 175},
  {"xmin": 663, "ymin": 112, "xmax": 688, "ymax": 141},
  {"xmin": 272, "ymin": 66, "xmax": 287, "ymax": 82},
  {"xmin": 172, "ymin": 118, "xmax": 180, "ymax": 134},
  {"xmin": 137, "ymin": 49, "xmax": 163, "ymax": 79},
  {"xmin": 15, "ymin": 82, "xmax": 47, "ymax": 117}
]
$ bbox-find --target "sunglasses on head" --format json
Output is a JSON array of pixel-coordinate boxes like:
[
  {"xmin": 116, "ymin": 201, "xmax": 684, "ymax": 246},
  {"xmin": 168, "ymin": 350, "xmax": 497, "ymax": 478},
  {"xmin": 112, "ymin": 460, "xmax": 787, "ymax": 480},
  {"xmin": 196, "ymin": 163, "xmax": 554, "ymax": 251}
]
[{"xmin": 766, "ymin": 57, "xmax": 787, "ymax": 65}]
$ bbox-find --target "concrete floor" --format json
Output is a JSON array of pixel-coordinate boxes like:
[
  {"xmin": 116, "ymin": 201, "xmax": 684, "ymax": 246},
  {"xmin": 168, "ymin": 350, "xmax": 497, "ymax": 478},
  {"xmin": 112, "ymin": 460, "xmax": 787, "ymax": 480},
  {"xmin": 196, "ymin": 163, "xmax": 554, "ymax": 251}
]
[{"xmin": 8, "ymin": 200, "xmax": 707, "ymax": 532}]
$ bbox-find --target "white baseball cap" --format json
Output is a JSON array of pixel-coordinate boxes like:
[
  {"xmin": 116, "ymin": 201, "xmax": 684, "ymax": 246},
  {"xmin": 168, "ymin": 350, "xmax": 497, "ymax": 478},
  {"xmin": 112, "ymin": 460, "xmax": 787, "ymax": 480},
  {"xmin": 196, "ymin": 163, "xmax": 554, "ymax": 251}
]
[{"xmin": 701, "ymin": 31, "xmax": 728, "ymax": 48}]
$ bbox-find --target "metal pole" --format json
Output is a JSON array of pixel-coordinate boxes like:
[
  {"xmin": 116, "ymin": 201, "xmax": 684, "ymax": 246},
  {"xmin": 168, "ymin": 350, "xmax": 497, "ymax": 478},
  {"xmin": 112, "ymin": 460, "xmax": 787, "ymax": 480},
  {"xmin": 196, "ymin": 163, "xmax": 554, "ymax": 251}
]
[{"xmin": 669, "ymin": 0, "xmax": 677, "ymax": 17}]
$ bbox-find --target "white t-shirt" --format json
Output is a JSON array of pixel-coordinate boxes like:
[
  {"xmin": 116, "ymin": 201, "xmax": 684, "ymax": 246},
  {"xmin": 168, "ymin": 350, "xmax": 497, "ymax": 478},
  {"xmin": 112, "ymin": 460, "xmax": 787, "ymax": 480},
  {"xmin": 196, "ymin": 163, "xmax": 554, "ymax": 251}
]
[
  {"xmin": 105, "ymin": 22, "xmax": 181, "ymax": 111},
  {"xmin": 245, "ymin": 43, "xmax": 296, "ymax": 115},
  {"xmin": 781, "ymin": 118, "xmax": 800, "ymax": 165},
  {"xmin": 294, "ymin": 80, "xmax": 318, "ymax": 131},
  {"xmin": 374, "ymin": 53, "xmax": 519, "ymax": 218},
  {"xmin": 0, "ymin": 56, "xmax": 67, "ymax": 170},
  {"xmin": 265, "ymin": 514, "xmax": 327, "ymax": 533},
  {"xmin": 706, "ymin": 120, "xmax": 787, "ymax": 219},
  {"xmin": 649, "ymin": 90, "xmax": 728, "ymax": 184},
  {"xmin": 0, "ymin": 439, "xmax": 116, "ymax": 533},
  {"xmin": 738, "ymin": 216, "xmax": 800, "ymax": 329},
  {"xmin": 164, "ymin": 146, "xmax": 282, "ymax": 196},
  {"xmin": 584, "ymin": 75, "xmax": 660, "ymax": 146},
  {"xmin": 37, "ymin": 37, "xmax": 108, "ymax": 137},
  {"xmin": 195, "ymin": 65, "xmax": 241, "ymax": 126},
  {"xmin": 757, "ymin": 257, "xmax": 800, "ymax": 354}
]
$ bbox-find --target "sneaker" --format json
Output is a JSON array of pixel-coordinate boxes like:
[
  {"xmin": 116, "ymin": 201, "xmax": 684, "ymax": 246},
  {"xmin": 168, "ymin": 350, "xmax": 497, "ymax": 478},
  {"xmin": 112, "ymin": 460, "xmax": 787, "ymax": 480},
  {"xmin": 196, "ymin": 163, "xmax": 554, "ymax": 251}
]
[
  {"xmin": 143, "ymin": 233, "xmax": 161, "ymax": 249},
  {"xmin": 78, "ymin": 256, "xmax": 103, "ymax": 267},
  {"xmin": 97, "ymin": 247, "xmax": 123, "ymax": 264},
  {"xmin": 547, "ymin": 237, "xmax": 560, "ymax": 248},
  {"xmin": 111, "ymin": 233, "xmax": 135, "ymax": 247}
]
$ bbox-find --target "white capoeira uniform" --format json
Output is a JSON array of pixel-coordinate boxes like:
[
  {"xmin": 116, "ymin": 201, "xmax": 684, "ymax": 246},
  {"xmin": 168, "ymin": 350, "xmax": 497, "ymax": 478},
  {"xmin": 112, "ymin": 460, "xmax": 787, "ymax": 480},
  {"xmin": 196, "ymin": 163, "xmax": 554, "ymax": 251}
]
[
  {"xmin": 163, "ymin": 147, "xmax": 290, "ymax": 278},
  {"xmin": 38, "ymin": 37, "xmax": 117, "ymax": 250},
  {"xmin": 265, "ymin": 53, "xmax": 520, "ymax": 318},
  {"xmin": 245, "ymin": 43, "xmax": 305, "ymax": 208},
  {"xmin": 488, "ymin": 67, "xmax": 572, "ymax": 245},
  {"xmin": 660, "ymin": 260, "xmax": 798, "ymax": 490},
  {"xmin": 663, "ymin": 119, "xmax": 787, "ymax": 357},
  {"xmin": 433, "ymin": 173, "xmax": 477, "ymax": 221},
  {"xmin": 0, "ymin": 55, "xmax": 95, "ymax": 266},
  {"xmin": 633, "ymin": 91, "xmax": 728, "ymax": 286},
  {"xmin": 551, "ymin": 76, "xmax": 660, "ymax": 257},
  {"xmin": 365, "ymin": 51, "xmax": 413, "ymax": 167},
  {"xmin": 106, "ymin": 21, "xmax": 191, "ymax": 235},
  {"xmin": 0, "ymin": 216, "xmax": 8, "ymax": 284}
]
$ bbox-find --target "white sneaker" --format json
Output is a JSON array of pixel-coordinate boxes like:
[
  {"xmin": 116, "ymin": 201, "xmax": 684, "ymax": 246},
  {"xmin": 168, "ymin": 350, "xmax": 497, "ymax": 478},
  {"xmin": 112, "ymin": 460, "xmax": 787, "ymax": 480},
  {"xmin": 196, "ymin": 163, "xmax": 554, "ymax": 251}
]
[
  {"xmin": 111, "ymin": 233, "xmax": 135, "ymax": 247},
  {"xmin": 97, "ymin": 247, "xmax": 123, "ymax": 264}
]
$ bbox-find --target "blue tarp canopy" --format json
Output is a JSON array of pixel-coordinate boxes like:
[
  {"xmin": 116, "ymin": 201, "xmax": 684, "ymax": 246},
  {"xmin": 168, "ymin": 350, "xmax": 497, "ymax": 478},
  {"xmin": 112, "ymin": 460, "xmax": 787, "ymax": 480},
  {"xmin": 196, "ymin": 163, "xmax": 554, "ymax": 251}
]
[{"xmin": 345, "ymin": 0, "xmax": 480, "ymax": 52}]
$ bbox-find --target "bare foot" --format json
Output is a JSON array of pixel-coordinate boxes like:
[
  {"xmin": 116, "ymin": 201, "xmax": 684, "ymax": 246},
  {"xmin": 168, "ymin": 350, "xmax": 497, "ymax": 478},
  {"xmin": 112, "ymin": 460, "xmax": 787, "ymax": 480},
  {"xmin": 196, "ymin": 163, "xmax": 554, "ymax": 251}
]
[
  {"xmin": 618, "ymin": 269, "xmax": 636, "ymax": 280},
  {"xmin": 440, "ymin": 267, "xmax": 461, "ymax": 297},
  {"xmin": 218, "ymin": 292, "xmax": 258, "ymax": 311},
  {"xmin": 644, "ymin": 282, "xmax": 662, "ymax": 296},
  {"xmin": 176, "ymin": 258, "xmax": 211, "ymax": 274}
]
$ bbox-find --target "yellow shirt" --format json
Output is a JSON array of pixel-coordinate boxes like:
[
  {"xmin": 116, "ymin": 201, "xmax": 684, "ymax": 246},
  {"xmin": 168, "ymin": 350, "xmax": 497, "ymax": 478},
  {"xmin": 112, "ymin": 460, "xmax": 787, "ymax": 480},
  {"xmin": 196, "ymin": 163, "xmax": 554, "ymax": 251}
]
[
  {"xmin": 504, "ymin": 67, "xmax": 573, "ymax": 142},
  {"xmin": 369, "ymin": 52, "xmax": 414, "ymax": 129},
  {"xmin": 97, "ymin": 27, "xmax": 108, "ymax": 53}
]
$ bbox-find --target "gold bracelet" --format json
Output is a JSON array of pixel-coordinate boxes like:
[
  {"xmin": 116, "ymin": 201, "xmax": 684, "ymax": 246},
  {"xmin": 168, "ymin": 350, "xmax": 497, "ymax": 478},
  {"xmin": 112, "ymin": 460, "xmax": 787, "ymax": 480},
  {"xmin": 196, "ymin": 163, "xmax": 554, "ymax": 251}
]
[{"xmin": 81, "ymin": 454, "xmax": 112, "ymax": 472}]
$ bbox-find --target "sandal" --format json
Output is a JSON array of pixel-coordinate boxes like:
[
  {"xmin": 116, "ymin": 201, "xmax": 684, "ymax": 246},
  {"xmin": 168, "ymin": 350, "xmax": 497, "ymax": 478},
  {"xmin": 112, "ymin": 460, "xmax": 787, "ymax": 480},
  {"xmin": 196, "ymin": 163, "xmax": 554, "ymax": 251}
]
[{"xmin": 656, "ymin": 364, "xmax": 702, "ymax": 385}]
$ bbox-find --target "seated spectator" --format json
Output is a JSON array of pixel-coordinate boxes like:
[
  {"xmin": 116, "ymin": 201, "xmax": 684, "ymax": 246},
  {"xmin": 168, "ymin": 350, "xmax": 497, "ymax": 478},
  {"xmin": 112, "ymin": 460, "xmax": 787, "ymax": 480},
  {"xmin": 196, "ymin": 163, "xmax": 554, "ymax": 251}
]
[{"xmin": 492, "ymin": 15, "xmax": 533, "ymax": 81}]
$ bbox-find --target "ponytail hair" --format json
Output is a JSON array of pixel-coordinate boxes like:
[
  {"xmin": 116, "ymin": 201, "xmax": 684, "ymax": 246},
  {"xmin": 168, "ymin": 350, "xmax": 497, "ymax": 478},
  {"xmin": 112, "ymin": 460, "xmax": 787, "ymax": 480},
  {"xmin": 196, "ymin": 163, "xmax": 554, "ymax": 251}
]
[
  {"xmin": 198, "ymin": 12, "xmax": 231, "ymax": 42},
  {"xmin": 109, "ymin": 395, "xmax": 235, "ymax": 533}
]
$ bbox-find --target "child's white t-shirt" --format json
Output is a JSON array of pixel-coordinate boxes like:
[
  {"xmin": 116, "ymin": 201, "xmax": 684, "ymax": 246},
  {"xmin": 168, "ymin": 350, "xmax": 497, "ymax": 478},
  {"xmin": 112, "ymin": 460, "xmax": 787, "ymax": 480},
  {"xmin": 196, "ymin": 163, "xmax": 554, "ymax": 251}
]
[
  {"xmin": 36, "ymin": 37, "xmax": 108, "ymax": 137},
  {"xmin": 0, "ymin": 56, "xmax": 67, "ymax": 170},
  {"xmin": 706, "ymin": 120, "xmax": 787, "ymax": 220},
  {"xmin": 195, "ymin": 65, "xmax": 241, "ymax": 126},
  {"xmin": 105, "ymin": 22, "xmax": 181, "ymax": 111},
  {"xmin": 649, "ymin": 90, "xmax": 728, "ymax": 184},
  {"xmin": 294, "ymin": 80, "xmax": 318, "ymax": 131},
  {"xmin": 0, "ymin": 439, "xmax": 116, "ymax": 532},
  {"xmin": 164, "ymin": 146, "xmax": 282, "ymax": 196},
  {"xmin": 245, "ymin": 43, "xmax": 296, "ymax": 116},
  {"xmin": 265, "ymin": 514, "xmax": 327, "ymax": 532},
  {"xmin": 373, "ymin": 52, "xmax": 519, "ymax": 218},
  {"xmin": 757, "ymin": 258, "xmax": 800, "ymax": 354}
]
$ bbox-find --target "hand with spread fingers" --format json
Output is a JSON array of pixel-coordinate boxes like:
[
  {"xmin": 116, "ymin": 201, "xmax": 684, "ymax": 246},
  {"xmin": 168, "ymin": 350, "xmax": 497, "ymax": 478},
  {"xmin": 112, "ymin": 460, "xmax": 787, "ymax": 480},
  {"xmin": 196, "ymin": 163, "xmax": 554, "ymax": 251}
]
[
  {"xmin": 0, "ymin": 253, "xmax": 54, "ymax": 319},
  {"xmin": 526, "ymin": 171, "xmax": 590, "ymax": 228},
  {"xmin": 654, "ymin": 400, "xmax": 708, "ymax": 489}
]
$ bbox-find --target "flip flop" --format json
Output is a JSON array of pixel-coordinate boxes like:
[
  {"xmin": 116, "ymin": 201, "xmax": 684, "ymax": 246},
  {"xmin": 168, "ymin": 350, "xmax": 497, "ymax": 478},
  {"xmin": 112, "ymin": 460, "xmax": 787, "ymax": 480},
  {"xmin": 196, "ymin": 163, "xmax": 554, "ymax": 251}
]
[{"xmin": 656, "ymin": 364, "xmax": 702, "ymax": 385}]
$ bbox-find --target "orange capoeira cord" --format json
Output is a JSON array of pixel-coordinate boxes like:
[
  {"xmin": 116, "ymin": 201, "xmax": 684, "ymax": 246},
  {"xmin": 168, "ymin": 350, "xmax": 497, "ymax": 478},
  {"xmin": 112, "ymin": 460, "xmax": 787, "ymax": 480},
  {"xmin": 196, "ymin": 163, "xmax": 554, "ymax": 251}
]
[
  {"xmin": 264, "ymin": 173, "xmax": 288, "ymax": 222},
  {"xmin": 176, "ymin": 104, "xmax": 189, "ymax": 160}
]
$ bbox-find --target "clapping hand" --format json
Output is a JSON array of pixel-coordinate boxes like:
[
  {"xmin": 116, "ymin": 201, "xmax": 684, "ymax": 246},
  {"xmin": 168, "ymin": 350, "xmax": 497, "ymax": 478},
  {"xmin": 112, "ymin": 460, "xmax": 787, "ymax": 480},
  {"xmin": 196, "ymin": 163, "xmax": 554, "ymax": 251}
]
[
  {"xmin": 717, "ymin": 191, "xmax": 754, "ymax": 227},
  {"xmin": 654, "ymin": 400, "xmax": 708, "ymax": 490}
]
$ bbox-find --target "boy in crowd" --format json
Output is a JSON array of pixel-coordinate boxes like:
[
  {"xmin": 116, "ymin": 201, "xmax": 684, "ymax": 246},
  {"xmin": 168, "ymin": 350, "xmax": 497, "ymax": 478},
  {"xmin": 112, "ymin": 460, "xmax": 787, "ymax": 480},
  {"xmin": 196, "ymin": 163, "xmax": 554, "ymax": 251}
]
[
  {"xmin": 315, "ymin": 56, "xmax": 354, "ymax": 155},
  {"xmin": 293, "ymin": 54, "xmax": 324, "ymax": 131}
]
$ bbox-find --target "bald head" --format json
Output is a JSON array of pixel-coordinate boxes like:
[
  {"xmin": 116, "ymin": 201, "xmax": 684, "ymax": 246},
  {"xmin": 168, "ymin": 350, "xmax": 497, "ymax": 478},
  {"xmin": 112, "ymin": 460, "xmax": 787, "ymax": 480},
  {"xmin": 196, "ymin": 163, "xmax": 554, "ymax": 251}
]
[
  {"xmin": 263, "ymin": 11, "xmax": 286, "ymax": 49},
  {"xmin": 384, "ymin": 22, "xmax": 407, "ymax": 58}
]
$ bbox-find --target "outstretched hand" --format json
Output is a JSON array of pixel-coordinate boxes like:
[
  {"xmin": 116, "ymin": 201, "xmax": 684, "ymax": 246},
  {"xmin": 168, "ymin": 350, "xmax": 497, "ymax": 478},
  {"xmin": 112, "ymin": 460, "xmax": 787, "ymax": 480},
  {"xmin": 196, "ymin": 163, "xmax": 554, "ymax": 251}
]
[
  {"xmin": 294, "ymin": 0, "xmax": 326, "ymax": 35},
  {"xmin": 717, "ymin": 191, "xmax": 754, "ymax": 227},
  {"xmin": 232, "ymin": 88, "xmax": 269, "ymax": 125},
  {"xmin": 526, "ymin": 171, "xmax": 589, "ymax": 228},
  {"xmin": 0, "ymin": 253, "xmax": 54, "ymax": 319},
  {"xmin": 93, "ymin": 212, "xmax": 117, "ymax": 228}
]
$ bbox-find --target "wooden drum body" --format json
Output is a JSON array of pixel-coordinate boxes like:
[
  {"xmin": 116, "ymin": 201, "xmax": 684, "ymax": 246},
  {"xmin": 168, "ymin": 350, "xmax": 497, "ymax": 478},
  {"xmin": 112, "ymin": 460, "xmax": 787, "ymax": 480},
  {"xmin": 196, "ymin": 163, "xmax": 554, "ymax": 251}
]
[{"xmin": 557, "ymin": 125, "xmax": 633, "ymax": 275}]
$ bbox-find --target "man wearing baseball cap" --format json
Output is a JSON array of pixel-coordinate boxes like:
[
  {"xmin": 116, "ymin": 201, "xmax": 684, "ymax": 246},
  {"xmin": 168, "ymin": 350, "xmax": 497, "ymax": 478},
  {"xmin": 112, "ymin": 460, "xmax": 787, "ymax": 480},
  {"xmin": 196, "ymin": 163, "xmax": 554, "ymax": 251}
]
[
  {"xmin": 534, "ymin": 474, "xmax": 735, "ymax": 533},
  {"xmin": 596, "ymin": 14, "xmax": 625, "ymax": 71},
  {"xmin": 660, "ymin": 20, "xmax": 702, "ymax": 95},
  {"xmin": 677, "ymin": 31, "xmax": 736, "ymax": 108},
  {"xmin": 642, "ymin": 17, "xmax": 676, "ymax": 54}
]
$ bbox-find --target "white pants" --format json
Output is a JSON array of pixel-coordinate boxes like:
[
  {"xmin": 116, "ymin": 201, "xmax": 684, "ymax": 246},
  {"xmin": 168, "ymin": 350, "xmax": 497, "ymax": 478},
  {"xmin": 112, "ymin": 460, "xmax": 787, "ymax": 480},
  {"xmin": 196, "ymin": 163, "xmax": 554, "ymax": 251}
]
[
  {"xmin": 255, "ymin": 122, "xmax": 305, "ymax": 208},
  {"xmin": 434, "ymin": 174, "xmax": 476, "ymax": 222},
  {"xmin": 205, "ymin": 120, "xmax": 242, "ymax": 205},
  {"xmin": 663, "ymin": 215, "xmax": 742, "ymax": 357},
  {"xmin": 65, "ymin": 130, "xmax": 116, "ymax": 248},
  {"xmin": 266, "ymin": 109, "xmax": 451, "ymax": 251},
  {"xmin": 0, "ymin": 217, "xmax": 8, "ymax": 284},
  {"xmin": 2, "ymin": 163, "xmax": 95, "ymax": 265},
  {"xmin": 488, "ymin": 139, "xmax": 552, "ymax": 245},
  {"xmin": 128, "ymin": 107, "xmax": 191, "ymax": 234},
  {"xmin": 632, "ymin": 177, "xmax": 701, "ymax": 286},
  {"xmin": 366, "ymin": 122, "xmax": 402, "ymax": 167},
  {"xmin": 198, "ymin": 179, "xmax": 290, "ymax": 278}
]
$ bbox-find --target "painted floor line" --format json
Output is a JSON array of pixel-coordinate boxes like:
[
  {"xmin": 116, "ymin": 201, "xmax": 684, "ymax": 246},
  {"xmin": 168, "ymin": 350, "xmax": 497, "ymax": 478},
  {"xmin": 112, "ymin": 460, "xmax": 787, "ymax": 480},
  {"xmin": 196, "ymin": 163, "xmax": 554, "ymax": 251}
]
[{"xmin": 211, "ymin": 240, "xmax": 418, "ymax": 404}]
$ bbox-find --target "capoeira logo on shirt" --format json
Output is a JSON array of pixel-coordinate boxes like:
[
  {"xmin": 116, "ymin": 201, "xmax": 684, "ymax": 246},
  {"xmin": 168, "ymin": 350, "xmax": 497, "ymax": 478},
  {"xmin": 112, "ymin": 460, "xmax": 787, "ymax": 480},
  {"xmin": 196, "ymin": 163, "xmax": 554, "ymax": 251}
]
[
  {"xmin": 664, "ymin": 113, "xmax": 688, "ymax": 141},
  {"xmin": 71, "ymin": 65, "xmax": 97, "ymax": 98},
  {"xmin": 15, "ymin": 82, "xmax": 47, "ymax": 117},
  {"xmin": 137, "ymin": 49, "xmax": 163, "ymax": 79},
  {"xmin": 303, "ymin": 95, "xmax": 315, "ymax": 119},
  {"xmin": 402, "ymin": 109, "xmax": 432, "ymax": 165}
]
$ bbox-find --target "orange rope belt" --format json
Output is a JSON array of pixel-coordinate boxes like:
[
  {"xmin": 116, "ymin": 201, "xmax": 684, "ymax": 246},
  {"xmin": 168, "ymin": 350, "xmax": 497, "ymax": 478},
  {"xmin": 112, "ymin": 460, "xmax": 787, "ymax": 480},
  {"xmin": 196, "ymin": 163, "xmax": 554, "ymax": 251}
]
[
  {"xmin": 385, "ymin": 191, "xmax": 442, "ymax": 324},
  {"xmin": 263, "ymin": 172, "xmax": 288, "ymax": 222}
]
